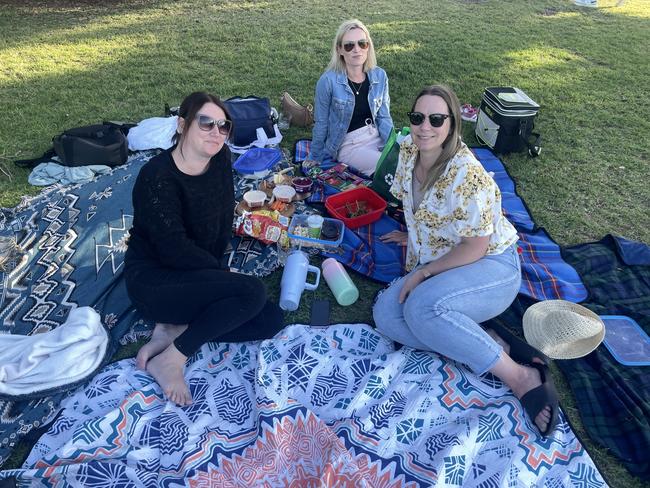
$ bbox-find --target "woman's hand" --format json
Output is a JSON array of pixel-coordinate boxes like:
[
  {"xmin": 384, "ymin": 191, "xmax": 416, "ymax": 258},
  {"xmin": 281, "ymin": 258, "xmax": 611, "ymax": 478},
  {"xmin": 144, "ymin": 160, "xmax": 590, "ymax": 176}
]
[
  {"xmin": 379, "ymin": 230, "xmax": 408, "ymax": 246},
  {"xmin": 398, "ymin": 269, "xmax": 426, "ymax": 303}
]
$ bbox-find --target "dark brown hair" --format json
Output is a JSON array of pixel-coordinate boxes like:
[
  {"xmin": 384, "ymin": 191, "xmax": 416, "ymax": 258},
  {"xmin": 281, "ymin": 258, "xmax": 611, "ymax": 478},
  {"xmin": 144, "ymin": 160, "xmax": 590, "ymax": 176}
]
[
  {"xmin": 410, "ymin": 84, "xmax": 462, "ymax": 190},
  {"xmin": 172, "ymin": 91, "xmax": 232, "ymax": 150}
]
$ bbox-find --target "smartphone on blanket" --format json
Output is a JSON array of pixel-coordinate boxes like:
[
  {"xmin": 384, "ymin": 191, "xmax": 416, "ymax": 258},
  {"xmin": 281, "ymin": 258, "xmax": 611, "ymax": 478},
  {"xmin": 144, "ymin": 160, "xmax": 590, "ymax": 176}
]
[{"xmin": 310, "ymin": 299, "xmax": 331, "ymax": 327}]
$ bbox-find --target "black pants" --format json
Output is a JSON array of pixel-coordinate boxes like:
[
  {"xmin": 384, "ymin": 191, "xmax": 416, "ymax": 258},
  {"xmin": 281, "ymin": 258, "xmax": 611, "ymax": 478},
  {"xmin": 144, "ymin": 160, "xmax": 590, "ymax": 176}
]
[{"xmin": 125, "ymin": 263, "xmax": 284, "ymax": 357}]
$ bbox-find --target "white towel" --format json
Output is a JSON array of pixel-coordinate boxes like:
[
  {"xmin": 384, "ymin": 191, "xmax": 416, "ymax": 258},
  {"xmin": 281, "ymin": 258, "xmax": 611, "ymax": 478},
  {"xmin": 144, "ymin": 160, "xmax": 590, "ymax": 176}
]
[{"xmin": 0, "ymin": 307, "xmax": 108, "ymax": 397}]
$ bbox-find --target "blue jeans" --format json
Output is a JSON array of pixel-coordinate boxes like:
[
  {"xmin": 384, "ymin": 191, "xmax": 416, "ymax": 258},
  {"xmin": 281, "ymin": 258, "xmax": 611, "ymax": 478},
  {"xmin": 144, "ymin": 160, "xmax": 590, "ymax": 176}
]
[{"xmin": 373, "ymin": 244, "xmax": 521, "ymax": 374}]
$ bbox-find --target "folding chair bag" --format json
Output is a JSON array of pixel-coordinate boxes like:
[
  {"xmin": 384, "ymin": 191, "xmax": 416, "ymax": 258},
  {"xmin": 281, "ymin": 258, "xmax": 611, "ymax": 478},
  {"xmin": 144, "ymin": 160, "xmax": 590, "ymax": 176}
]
[
  {"xmin": 224, "ymin": 96, "xmax": 275, "ymax": 147},
  {"xmin": 475, "ymin": 87, "xmax": 541, "ymax": 157},
  {"xmin": 53, "ymin": 123, "xmax": 129, "ymax": 167}
]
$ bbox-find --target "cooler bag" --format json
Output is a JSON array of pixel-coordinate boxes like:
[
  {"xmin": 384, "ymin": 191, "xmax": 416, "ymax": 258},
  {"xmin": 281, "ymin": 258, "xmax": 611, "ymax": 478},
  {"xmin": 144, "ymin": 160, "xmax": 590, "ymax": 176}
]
[
  {"xmin": 475, "ymin": 87, "xmax": 541, "ymax": 157},
  {"xmin": 224, "ymin": 96, "xmax": 275, "ymax": 147}
]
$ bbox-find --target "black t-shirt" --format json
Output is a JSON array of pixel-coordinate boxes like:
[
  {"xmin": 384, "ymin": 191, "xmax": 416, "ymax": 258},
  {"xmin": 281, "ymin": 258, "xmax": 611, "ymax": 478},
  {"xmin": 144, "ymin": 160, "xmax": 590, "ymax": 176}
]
[
  {"xmin": 125, "ymin": 146, "xmax": 235, "ymax": 271},
  {"xmin": 347, "ymin": 76, "xmax": 372, "ymax": 133}
]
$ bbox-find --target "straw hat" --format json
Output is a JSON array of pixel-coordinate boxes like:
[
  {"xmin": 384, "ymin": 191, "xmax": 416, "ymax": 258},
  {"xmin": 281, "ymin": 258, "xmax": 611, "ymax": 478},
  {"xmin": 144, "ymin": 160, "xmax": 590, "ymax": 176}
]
[{"xmin": 522, "ymin": 300, "xmax": 605, "ymax": 360}]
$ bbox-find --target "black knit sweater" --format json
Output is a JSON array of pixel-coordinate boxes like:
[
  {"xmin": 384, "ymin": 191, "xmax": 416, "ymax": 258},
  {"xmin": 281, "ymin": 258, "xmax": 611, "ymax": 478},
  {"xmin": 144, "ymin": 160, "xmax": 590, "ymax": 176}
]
[{"xmin": 125, "ymin": 147, "xmax": 235, "ymax": 270}]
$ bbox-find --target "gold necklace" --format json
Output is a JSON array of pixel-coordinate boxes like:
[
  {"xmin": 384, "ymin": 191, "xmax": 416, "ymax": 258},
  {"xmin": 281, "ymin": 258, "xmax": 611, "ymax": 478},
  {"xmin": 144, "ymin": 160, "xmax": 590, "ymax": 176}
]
[{"xmin": 348, "ymin": 78, "xmax": 363, "ymax": 95}]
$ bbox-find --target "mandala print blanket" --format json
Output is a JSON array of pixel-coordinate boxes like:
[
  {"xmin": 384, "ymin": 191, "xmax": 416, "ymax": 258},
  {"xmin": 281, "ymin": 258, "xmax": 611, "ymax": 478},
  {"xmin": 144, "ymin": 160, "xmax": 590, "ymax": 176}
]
[{"xmin": 0, "ymin": 324, "xmax": 605, "ymax": 487}]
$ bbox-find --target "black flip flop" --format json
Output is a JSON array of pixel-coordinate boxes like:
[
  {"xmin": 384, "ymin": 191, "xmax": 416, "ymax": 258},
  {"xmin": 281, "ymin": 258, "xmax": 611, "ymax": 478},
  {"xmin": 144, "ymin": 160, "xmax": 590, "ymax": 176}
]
[
  {"xmin": 487, "ymin": 322, "xmax": 550, "ymax": 366},
  {"xmin": 519, "ymin": 362, "xmax": 560, "ymax": 437}
]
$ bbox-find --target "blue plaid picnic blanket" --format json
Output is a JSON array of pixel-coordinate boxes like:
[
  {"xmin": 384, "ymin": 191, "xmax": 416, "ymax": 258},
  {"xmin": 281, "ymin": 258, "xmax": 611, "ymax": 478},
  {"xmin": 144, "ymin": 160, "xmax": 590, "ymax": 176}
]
[
  {"xmin": 294, "ymin": 140, "xmax": 588, "ymax": 302},
  {"xmin": 558, "ymin": 235, "xmax": 650, "ymax": 481},
  {"xmin": 485, "ymin": 235, "xmax": 650, "ymax": 482}
]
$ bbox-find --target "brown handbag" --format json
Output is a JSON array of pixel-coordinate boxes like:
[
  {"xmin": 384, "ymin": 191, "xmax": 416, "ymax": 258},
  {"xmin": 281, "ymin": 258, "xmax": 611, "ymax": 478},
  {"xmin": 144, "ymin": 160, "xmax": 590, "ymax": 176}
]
[{"xmin": 280, "ymin": 92, "xmax": 314, "ymax": 128}]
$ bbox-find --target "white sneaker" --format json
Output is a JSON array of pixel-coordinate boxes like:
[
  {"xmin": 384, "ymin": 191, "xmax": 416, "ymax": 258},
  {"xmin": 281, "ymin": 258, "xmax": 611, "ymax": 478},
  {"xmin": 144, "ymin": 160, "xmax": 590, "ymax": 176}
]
[{"xmin": 574, "ymin": 0, "xmax": 597, "ymax": 7}]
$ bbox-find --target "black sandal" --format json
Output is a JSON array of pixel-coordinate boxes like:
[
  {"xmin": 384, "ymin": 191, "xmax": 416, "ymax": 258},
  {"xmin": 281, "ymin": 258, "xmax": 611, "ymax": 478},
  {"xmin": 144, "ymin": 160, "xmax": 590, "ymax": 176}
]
[
  {"xmin": 519, "ymin": 362, "xmax": 560, "ymax": 437},
  {"xmin": 487, "ymin": 322, "xmax": 550, "ymax": 366}
]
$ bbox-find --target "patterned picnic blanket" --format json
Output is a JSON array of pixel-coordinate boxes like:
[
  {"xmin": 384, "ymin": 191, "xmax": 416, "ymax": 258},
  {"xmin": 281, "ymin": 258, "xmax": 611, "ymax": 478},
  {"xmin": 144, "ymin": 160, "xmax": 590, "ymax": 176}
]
[
  {"xmin": 0, "ymin": 324, "xmax": 606, "ymax": 487},
  {"xmin": 0, "ymin": 151, "xmax": 283, "ymax": 466},
  {"xmin": 295, "ymin": 140, "xmax": 588, "ymax": 302},
  {"xmin": 558, "ymin": 235, "xmax": 650, "ymax": 481}
]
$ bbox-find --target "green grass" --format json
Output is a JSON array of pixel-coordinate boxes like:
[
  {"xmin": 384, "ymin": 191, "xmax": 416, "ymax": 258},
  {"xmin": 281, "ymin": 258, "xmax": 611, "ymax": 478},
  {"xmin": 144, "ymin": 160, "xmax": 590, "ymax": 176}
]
[{"xmin": 1, "ymin": 0, "xmax": 649, "ymax": 485}]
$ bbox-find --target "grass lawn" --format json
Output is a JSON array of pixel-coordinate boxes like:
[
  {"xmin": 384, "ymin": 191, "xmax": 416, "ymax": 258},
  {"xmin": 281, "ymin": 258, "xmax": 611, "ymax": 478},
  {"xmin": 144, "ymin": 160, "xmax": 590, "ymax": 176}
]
[{"xmin": 0, "ymin": 0, "xmax": 648, "ymax": 484}]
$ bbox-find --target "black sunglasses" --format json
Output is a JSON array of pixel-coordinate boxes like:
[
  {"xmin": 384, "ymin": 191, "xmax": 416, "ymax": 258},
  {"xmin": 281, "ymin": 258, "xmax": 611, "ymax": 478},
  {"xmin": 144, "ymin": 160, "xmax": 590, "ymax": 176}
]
[
  {"xmin": 342, "ymin": 39, "xmax": 370, "ymax": 52},
  {"xmin": 407, "ymin": 112, "xmax": 452, "ymax": 128},
  {"xmin": 197, "ymin": 115, "xmax": 232, "ymax": 135}
]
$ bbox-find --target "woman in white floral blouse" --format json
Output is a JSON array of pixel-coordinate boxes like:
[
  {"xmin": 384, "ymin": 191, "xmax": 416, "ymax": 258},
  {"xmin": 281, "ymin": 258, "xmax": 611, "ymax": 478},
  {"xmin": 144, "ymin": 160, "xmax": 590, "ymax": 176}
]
[{"xmin": 373, "ymin": 85, "xmax": 559, "ymax": 436}]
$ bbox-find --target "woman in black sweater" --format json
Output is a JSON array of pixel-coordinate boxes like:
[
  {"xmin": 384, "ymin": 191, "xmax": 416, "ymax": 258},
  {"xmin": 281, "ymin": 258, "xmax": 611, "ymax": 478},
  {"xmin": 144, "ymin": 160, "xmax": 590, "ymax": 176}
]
[{"xmin": 124, "ymin": 92, "xmax": 283, "ymax": 406}]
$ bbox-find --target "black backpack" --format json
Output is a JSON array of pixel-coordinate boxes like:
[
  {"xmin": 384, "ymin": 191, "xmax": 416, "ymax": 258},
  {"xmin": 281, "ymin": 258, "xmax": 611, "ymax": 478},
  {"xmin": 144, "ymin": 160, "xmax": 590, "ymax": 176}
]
[
  {"xmin": 15, "ymin": 123, "xmax": 131, "ymax": 169},
  {"xmin": 53, "ymin": 124, "xmax": 129, "ymax": 167}
]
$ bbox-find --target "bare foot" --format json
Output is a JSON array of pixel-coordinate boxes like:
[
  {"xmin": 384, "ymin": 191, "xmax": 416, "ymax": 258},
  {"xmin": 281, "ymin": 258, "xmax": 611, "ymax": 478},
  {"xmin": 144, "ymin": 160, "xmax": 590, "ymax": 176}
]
[
  {"xmin": 510, "ymin": 361, "xmax": 552, "ymax": 433},
  {"xmin": 146, "ymin": 343, "xmax": 192, "ymax": 406},
  {"xmin": 136, "ymin": 322, "xmax": 188, "ymax": 370}
]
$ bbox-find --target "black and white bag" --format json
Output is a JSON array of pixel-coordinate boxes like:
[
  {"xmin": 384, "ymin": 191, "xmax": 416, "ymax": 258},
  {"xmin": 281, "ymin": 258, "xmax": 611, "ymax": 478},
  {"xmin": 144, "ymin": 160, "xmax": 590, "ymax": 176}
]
[{"xmin": 475, "ymin": 87, "xmax": 541, "ymax": 157}]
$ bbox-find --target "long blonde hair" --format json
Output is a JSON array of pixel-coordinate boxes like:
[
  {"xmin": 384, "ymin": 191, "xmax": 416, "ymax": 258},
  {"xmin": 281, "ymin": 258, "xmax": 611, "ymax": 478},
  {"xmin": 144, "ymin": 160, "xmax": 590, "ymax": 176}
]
[
  {"xmin": 326, "ymin": 19, "xmax": 377, "ymax": 73},
  {"xmin": 412, "ymin": 85, "xmax": 463, "ymax": 191}
]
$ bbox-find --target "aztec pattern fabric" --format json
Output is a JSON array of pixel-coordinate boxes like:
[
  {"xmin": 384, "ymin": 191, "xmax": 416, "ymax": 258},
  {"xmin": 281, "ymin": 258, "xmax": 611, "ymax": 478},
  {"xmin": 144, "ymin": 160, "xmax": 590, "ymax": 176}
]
[
  {"xmin": 558, "ymin": 235, "xmax": 650, "ymax": 480},
  {"xmin": 294, "ymin": 140, "xmax": 588, "ymax": 302},
  {"xmin": 0, "ymin": 151, "xmax": 282, "ymax": 465},
  {"xmin": 0, "ymin": 324, "xmax": 606, "ymax": 487}
]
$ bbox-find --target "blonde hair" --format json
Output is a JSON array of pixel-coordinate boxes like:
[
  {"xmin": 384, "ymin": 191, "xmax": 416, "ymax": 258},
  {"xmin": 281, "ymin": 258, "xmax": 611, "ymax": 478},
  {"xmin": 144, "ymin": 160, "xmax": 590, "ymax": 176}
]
[
  {"xmin": 411, "ymin": 85, "xmax": 463, "ymax": 191},
  {"xmin": 326, "ymin": 19, "xmax": 377, "ymax": 73}
]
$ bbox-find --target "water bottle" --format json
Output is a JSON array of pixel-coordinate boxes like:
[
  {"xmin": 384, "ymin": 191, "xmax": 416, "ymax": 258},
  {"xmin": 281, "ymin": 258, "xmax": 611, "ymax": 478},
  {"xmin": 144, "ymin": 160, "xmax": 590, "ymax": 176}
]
[
  {"xmin": 279, "ymin": 250, "xmax": 321, "ymax": 311},
  {"xmin": 322, "ymin": 258, "xmax": 359, "ymax": 306}
]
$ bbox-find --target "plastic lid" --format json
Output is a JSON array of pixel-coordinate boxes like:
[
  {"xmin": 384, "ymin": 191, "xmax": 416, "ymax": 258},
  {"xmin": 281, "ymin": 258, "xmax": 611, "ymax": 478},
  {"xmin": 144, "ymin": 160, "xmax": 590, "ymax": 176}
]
[
  {"xmin": 601, "ymin": 315, "xmax": 650, "ymax": 366},
  {"xmin": 233, "ymin": 147, "xmax": 282, "ymax": 174}
]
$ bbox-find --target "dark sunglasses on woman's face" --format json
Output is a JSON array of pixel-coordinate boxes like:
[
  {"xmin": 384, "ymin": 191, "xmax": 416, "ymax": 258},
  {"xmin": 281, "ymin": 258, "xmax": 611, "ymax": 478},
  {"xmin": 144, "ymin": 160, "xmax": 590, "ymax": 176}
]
[
  {"xmin": 342, "ymin": 39, "xmax": 370, "ymax": 52},
  {"xmin": 407, "ymin": 112, "xmax": 451, "ymax": 128},
  {"xmin": 197, "ymin": 115, "xmax": 232, "ymax": 135}
]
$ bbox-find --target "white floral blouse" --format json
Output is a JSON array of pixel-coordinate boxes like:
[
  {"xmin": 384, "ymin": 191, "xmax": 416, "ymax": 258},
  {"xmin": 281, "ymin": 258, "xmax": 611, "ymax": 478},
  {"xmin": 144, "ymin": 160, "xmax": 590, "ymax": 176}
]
[{"xmin": 390, "ymin": 137, "xmax": 519, "ymax": 271}]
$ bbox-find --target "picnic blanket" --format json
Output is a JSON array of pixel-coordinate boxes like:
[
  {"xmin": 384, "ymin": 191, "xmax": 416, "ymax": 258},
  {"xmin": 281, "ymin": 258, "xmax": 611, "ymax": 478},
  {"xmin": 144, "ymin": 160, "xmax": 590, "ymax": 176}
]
[
  {"xmin": 558, "ymin": 235, "xmax": 650, "ymax": 480},
  {"xmin": 294, "ymin": 140, "xmax": 588, "ymax": 302},
  {"xmin": 0, "ymin": 323, "xmax": 606, "ymax": 486},
  {"xmin": 0, "ymin": 150, "xmax": 283, "ymax": 466}
]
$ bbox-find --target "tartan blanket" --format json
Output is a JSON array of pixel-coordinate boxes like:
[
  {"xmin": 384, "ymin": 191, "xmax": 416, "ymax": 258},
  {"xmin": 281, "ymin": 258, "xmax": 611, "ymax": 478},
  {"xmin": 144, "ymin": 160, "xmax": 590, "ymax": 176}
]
[
  {"xmin": 294, "ymin": 141, "xmax": 588, "ymax": 302},
  {"xmin": 0, "ymin": 324, "xmax": 606, "ymax": 487},
  {"xmin": 558, "ymin": 235, "xmax": 650, "ymax": 481},
  {"xmin": 0, "ymin": 151, "xmax": 284, "ymax": 466}
]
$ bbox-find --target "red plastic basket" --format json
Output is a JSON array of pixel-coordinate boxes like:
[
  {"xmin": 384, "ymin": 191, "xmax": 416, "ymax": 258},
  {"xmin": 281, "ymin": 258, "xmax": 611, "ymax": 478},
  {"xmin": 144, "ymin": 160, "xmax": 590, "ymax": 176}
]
[{"xmin": 325, "ymin": 187, "xmax": 387, "ymax": 229}]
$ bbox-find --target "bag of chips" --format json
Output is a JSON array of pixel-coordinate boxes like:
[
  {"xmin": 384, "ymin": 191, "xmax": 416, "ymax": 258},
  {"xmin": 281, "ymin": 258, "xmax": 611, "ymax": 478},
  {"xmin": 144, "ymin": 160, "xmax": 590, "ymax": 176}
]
[{"xmin": 235, "ymin": 210, "xmax": 290, "ymax": 245}]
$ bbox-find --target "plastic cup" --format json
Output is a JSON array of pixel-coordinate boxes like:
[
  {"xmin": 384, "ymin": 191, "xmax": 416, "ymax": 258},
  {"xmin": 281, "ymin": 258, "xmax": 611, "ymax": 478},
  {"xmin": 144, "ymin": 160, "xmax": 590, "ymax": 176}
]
[{"xmin": 307, "ymin": 215, "xmax": 324, "ymax": 239}]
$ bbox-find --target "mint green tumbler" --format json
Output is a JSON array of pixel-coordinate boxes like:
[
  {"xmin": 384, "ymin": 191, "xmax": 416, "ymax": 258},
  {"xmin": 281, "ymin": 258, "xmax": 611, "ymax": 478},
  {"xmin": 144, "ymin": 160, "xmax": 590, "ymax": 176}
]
[{"xmin": 322, "ymin": 258, "xmax": 359, "ymax": 306}]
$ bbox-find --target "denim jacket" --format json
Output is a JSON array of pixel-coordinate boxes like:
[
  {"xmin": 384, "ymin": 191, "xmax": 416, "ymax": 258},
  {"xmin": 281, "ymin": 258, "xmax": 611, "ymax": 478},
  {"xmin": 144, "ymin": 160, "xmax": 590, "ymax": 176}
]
[{"xmin": 308, "ymin": 67, "xmax": 393, "ymax": 162}]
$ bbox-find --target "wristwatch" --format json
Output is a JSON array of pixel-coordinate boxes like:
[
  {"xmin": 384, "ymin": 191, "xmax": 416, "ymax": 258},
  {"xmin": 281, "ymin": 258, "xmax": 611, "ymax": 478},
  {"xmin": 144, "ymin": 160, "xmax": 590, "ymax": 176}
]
[{"xmin": 421, "ymin": 268, "xmax": 431, "ymax": 279}]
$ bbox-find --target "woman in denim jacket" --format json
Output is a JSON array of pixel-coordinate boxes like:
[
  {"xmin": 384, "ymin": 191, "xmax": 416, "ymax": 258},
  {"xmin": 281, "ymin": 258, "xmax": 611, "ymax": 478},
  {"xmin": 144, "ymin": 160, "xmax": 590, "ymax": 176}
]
[{"xmin": 306, "ymin": 19, "xmax": 393, "ymax": 176}]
